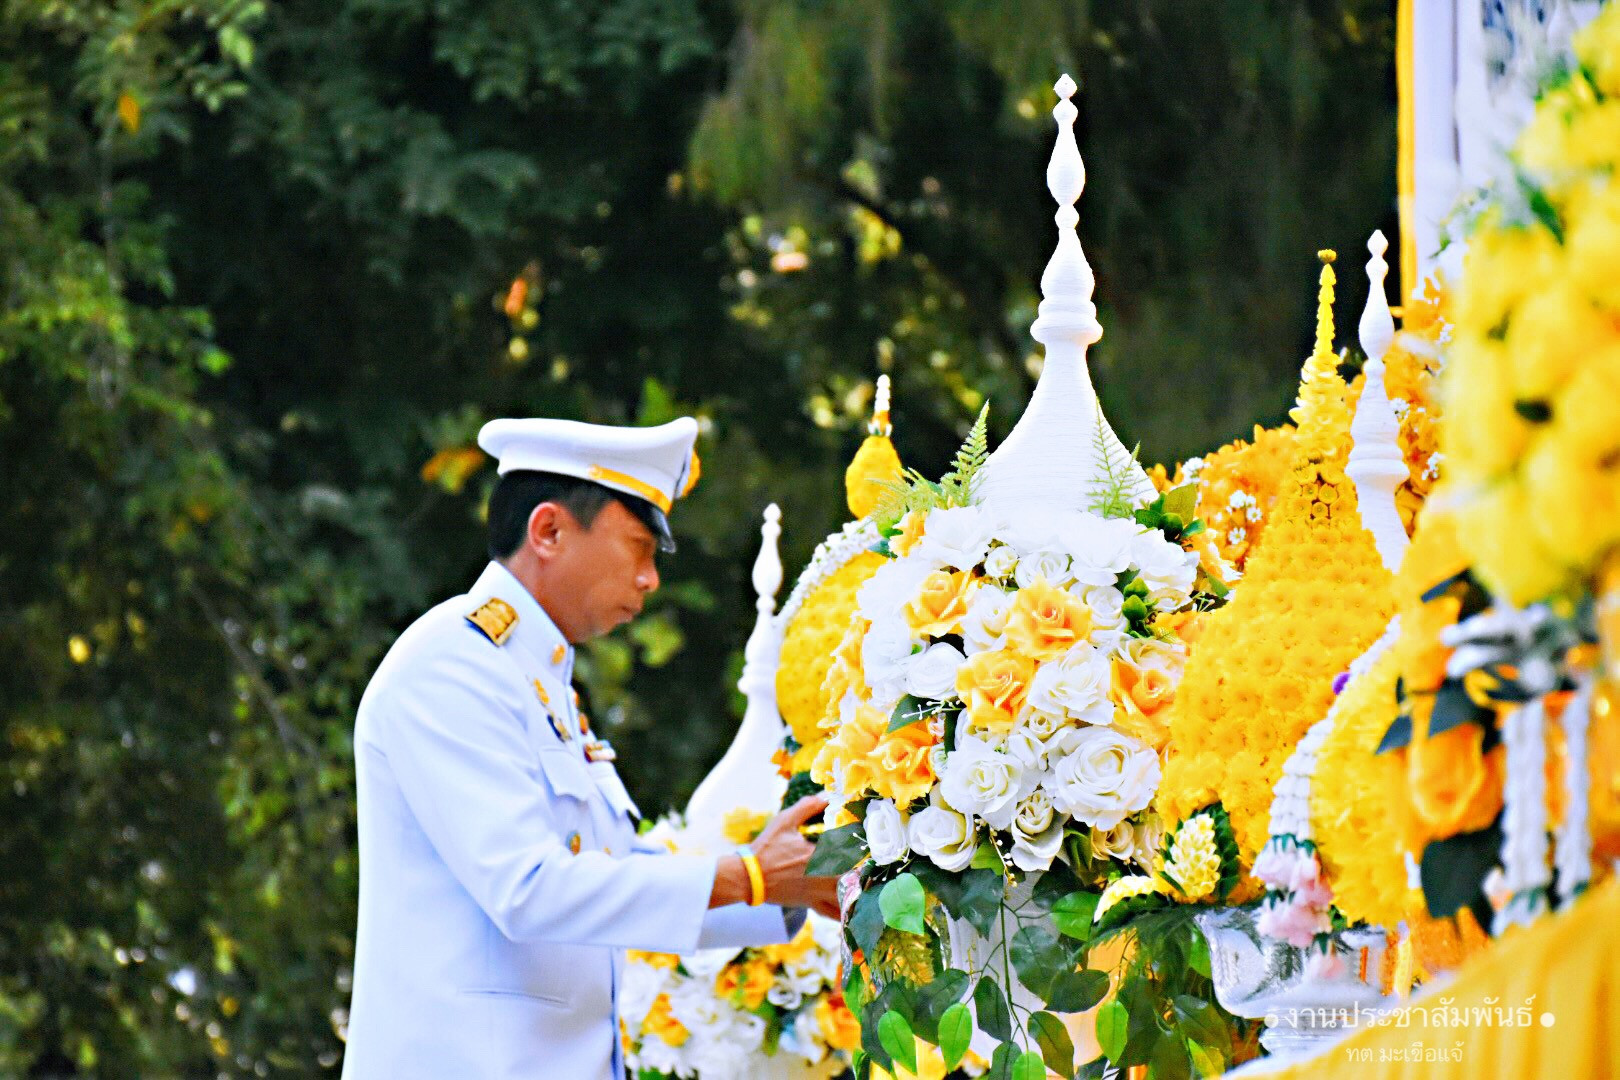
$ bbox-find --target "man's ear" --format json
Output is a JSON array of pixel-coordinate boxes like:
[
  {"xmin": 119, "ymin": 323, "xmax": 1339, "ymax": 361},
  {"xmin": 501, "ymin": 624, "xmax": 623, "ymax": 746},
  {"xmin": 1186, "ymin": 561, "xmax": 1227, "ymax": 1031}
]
[{"xmin": 525, "ymin": 501, "xmax": 572, "ymax": 561}]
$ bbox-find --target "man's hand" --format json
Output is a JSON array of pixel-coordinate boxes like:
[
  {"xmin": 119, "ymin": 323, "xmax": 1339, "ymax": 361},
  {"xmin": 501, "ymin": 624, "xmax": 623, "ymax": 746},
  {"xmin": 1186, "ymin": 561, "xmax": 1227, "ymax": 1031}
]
[{"xmin": 709, "ymin": 795, "xmax": 841, "ymax": 919}]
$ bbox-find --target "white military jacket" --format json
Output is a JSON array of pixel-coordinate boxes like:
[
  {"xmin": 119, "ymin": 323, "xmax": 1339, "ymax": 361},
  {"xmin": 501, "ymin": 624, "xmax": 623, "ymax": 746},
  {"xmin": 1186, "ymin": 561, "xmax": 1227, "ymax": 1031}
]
[{"xmin": 343, "ymin": 562, "xmax": 791, "ymax": 1080}]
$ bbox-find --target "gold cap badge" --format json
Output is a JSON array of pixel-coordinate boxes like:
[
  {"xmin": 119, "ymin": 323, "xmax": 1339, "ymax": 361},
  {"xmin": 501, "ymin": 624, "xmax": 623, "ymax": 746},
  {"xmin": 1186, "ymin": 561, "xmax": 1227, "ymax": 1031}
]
[
  {"xmin": 552, "ymin": 643, "xmax": 566, "ymax": 665},
  {"xmin": 567, "ymin": 832, "xmax": 582, "ymax": 855},
  {"xmin": 465, "ymin": 597, "xmax": 518, "ymax": 645}
]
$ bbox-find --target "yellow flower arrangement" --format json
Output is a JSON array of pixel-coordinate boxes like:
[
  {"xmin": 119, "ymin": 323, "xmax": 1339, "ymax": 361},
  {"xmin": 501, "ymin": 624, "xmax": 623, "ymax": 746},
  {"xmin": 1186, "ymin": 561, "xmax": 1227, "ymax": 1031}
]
[
  {"xmin": 1438, "ymin": 5, "xmax": 1620, "ymax": 603},
  {"xmin": 778, "ymin": 551, "xmax": 888, "ymax": 754},
  {"xmin": 810, "ymin": 695, "xmax": 939, "ymax": 805},
  {"xmin": 1157, "ymin": 254, "xmax": 1396, "ymax": 890},
  {"xmin": 1179, "ymin": 423, "xmax": 1300, "ymax": 572},
  {"xmin": 1162, "ymin": 813, "xmax": 1222, "ymax": 901}
]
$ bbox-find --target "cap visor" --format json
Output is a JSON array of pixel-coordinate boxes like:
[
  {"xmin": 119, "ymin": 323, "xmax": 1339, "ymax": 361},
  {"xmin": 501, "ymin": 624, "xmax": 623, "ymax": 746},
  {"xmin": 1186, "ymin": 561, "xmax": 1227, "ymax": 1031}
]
[{"xmin": 650, "ymin": 507, "xmax": 677, "ymax": 553}]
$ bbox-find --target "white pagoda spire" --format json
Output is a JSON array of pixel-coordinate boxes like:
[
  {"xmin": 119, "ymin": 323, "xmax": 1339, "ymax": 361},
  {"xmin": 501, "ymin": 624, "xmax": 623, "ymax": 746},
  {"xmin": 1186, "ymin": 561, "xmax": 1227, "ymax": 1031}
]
[
  {"xmin": 1346, "ymin": 230, "xmax": 1411, "ymax": 573},
  {"xmin": 976, "ymin": 74, "xmax": 1153, "ymax": 516}
]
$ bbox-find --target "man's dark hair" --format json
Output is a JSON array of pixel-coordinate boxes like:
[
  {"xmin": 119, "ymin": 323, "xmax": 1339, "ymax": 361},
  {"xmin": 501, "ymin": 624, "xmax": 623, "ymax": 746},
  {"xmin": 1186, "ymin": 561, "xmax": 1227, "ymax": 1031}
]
[{"xmin": 487, "ymin": 471, "xmax": 665, "ymax": 560}]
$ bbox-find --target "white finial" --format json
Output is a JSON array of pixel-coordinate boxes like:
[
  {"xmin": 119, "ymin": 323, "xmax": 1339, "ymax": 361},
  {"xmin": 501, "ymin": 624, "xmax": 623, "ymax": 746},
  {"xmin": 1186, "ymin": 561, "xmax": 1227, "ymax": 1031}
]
[
  {"xmin": 975, "ymin": 75, "xmax": 1153, "ymax": 516},
  {"xmin": 1347, "ymin": 230, "xmax": 1410, "ymax": 573},
  {"xmin": 874, "ymin": 374, "xmax": 891, "ymax": 417},
  {"xmin": 685, "ymin": 503, "xmax": 787, "ymax": 845}
]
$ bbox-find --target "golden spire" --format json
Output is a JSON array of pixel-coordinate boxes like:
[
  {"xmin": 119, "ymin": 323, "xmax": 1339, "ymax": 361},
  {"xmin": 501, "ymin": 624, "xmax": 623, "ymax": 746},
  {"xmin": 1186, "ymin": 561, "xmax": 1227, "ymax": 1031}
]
[
  {"xmin": 1288, "ymin": 250, "xmax": 1352, "ymax": 451},
  {"xmin": 844, "ymin": 374, "xmax": 903, "ymax": 518}
]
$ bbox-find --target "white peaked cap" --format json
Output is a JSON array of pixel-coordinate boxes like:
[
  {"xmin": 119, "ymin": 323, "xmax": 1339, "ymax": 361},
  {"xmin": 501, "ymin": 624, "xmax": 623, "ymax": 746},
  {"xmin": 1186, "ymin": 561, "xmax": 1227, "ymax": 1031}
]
[{"xmin": 477, "ymin": 416, "xmax": 701, "ymax": 549}]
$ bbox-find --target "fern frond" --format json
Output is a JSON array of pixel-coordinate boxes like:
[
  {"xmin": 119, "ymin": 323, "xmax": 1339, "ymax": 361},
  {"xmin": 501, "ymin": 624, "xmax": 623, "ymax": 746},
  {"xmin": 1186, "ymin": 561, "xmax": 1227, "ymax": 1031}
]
[
  {"xmin": 1086, "ymin": 402, "xmax": 1143, "ymax": 520},
  {"xmin": 940, "ymin": 403, "xmax": 991, "ymax": 506}
]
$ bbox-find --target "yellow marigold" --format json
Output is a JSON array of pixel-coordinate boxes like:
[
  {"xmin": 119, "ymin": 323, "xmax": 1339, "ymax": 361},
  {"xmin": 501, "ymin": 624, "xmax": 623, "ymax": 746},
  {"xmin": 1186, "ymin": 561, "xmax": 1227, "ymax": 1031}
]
[
  {"xmin": 1189, "ymin": 423, "xmax": 1300, "ymax": 572},
  {"xmin": 1158, "ymin": 344, "xmax": 1394, "ymax": 887},
  {"xmin": 640, "ymin": 992, "xmax": 690, "ymax": 1047},
  {"xmin": 1002, "ymin": 578, "xmax": 1092, "ymax": 661},
  {"xmin": 814, "ymin": 994, "xmax": 863, "ymax": 1053},
  {"xmin": 721, "ymin": 807, "xmax": 770, "ymax": 845},
  {"xmin": 955, "ymin": 648, "xmax": 1037, "ymax": 733},
  {"xmin": 1163, "ymin": 814, "xmax": 1221, "ymax": 901},
  {"xmin": 715, "ymin": 955, "xmax": 774, "ymax": 1009},
  {"xmin": 904, "ymin": 568, "xmax": 975, "ymax": 639},
  {"xmin": 1308, "ymin": 645, "xmax": 1409, "ymax": 930},
  {"xmin": 1096, "ymin": 874, "xmax": 1164, "ymax": 921},
  {"xmin": 778, "ymin": 553, "xmax": 886, "ymax": 749}
]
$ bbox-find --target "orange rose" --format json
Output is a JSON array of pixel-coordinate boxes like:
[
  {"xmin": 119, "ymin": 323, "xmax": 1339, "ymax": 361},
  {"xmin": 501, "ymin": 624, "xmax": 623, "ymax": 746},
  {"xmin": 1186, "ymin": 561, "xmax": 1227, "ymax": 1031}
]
[
  {"xmin": 815, "ymin": 995, "xmax": 862, "ymax": 1052},
  {"xmin": 904, "ymin": 569, "xmax": 974, "ymax": 638},
  {"xmin": 1003, "ymin": 578, "xmax": 1092, "ymax": 660},
  {"xmin": 715, "ymin": 957, "xmax": 774, "ymax": 1008},
  {"xmin": 812, "ymin": 702, "xmax": 888, "ymax": 795},
  {"xmin": 1110, "ymin": 641, "xmax": 1184, "ymax": 751},
  {"xmin": 955, "ymin": 648, "xmax": 1037, "ymax": 733},
  {"xmin": 870, "ymin": 721, "xmax": 939, "ymax": 805},
  {"xmin": 1407, "ymin": 718, "xmax": 1505, "ymax": 842}
]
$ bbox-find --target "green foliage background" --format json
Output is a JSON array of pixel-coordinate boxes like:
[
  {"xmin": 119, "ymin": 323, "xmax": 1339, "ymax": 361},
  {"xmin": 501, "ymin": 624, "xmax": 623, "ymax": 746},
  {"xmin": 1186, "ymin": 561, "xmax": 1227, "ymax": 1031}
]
[{"xmin": 0, "ymin": 0, "xmax": 1393, "ymax": 1073}]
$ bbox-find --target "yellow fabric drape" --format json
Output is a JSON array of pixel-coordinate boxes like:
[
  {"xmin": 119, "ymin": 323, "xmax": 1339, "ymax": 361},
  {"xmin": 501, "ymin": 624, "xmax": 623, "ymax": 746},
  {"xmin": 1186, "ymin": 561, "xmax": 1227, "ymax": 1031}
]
[
  {"xmin": 1266, "ymin": 878, "xmax": 1620, "ymax": 1079},
  {"xmin": 1396, "ymin": 0, "xmax": 1418, "ymax": 303}
]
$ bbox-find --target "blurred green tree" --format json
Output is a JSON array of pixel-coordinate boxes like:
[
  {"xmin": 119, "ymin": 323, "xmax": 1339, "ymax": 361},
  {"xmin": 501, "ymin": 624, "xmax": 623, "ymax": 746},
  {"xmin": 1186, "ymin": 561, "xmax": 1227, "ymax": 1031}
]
[{"xmin": 0, "ymin": 0, "xmax": 1393, "ymax": 1073}]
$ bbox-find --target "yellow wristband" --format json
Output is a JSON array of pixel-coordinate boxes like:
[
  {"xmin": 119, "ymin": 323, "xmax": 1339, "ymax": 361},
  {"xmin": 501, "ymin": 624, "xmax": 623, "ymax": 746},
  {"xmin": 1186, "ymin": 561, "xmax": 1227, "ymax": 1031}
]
[{"xmin": 737, "ymin": 847, "xmax": 766, "ymax": 907}]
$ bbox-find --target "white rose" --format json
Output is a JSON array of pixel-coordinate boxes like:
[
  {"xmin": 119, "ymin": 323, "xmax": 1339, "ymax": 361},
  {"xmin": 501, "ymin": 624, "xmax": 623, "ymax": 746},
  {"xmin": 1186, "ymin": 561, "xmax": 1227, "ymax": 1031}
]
[
  {"xmin": 908, "ymin": 790, "xmax": 978, "ymax": 871},
  {"xmin": 1018, "ymin": 705, "xmax": 1076, "ymax": 743},
  {"xmin": 1090, "ymin": 820, "xmax": 1137, "ymax": 862},
  {"xmin": 864, "ymin": 798, "xmax": 909, "ymax": 865},
  {"xmin": 1026, "ymin": 645, "xmax": 1117, "ymax": 726},
  {"xmin": 1045, "ymin": 726, "xmax": 1160, "ymax": 831},
  {"xmin": 1129, "ymin": 530, "xmax": 1198, "ymax": 608},
  {"xmin": 982, "ymin": 543, "xmax": 1019, "ymax": 580},
  {"xmin": 861, "ymin": 615, "xmax": 919, "ymax": 711},
  {"xmin": 905, "ymin": 642, "xmax": 966, "ymax": 701},
  {"xmin": 767, "ymin": 982, "xmax": 805, "ymax": 1010},
  {"xmin": 961, "ymin": 583, "xmax": 1013, "ymax": 654},
  {"xmin": 914, "ymin": 504, "xmax": 995, "ymax": 572},
  {"xmin": 1010, "ymin": 790, "xmax": 1065, "ymax": 872},
  {"xmin": 939, "ymin": 735, "xmax": 1029, "ymax": 829},
  {"xmin": 858, "ymin": 558, "xmax": 935, "ymax": 622},
  {"xmin": 1003, "ymin": 728, "xmax": 1047, "ymax": 774},
  {"xmin": 1132, "ymin": 813, "xmax": 1167, "ymax": 872},
  {"xmin": 1014, "ymin": 549, "xmax": 1073, "ymax": 590},
  {"xmin": 1065, "ymin": 514, "xmax": 1137, "ymax": 585}
]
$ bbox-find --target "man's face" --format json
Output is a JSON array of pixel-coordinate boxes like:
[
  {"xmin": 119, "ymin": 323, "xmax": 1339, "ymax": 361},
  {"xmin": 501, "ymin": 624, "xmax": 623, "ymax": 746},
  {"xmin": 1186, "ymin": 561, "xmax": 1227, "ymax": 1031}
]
[{"xmin": 541, "ymin": 498, "xmax": 661, "ymax": 642}]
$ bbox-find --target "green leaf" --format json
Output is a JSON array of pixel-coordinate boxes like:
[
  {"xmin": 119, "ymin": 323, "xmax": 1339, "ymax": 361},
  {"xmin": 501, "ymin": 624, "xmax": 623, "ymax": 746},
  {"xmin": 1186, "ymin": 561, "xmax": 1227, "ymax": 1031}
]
[
  {"xmin": 879, "ymin": 873, "xmax": 927, "ymax": 935},
  {"xmin": 1096, "ymin": 999, "xmax": 1128, "ymax": 1061},
  {"xmin": 1011, "ymin": 923, "xmax": 1072, "ymax": 999},
  {"xmin": 912, "ymin": 968, "xmax": 971, "ymax": 1042},
  {"xmin": 971, "ymin": 840, "xmax": 1007, "ymax": 874},
  {"xmin": 887, "ymin": 694, "xmax": 928, "ymax": 732},
  {"xmin": 877, "ymin": 1011, "xmax": 917, "ymax": 1076},
  {"xmin": 1427, "ymin": 679, "xmax": 1495, "ymax": 738},
  {"xmin": 1046, "ymin": 969, "xmax": 1110, "ymax": 1013},
  {"xmin": 1375, "ymin": 709, "xmax": 1414, "ymax": 753},
  {"xmin": 1029, "ymin": 1010, "xmax": 1076, "ymax": 1077},
  {"xmin": 958, "ymin": 869, "xmax": 1006, "ymax": 936},
  {"xmin": 985, "ymin": 1042, "xmax": 1017, "ymax": 1080},
  {"xmin": 1149, "ymin": 1031, "xmax": 1192, "ymax": 1080},
  {"xmin": 1010, "ymin": 1050, "xmax": 1049, "ymax": 1080},
  {"xmin": 849, "ymin": 887, "xmax": 888, "ymax": 956},
  {"xmin": 937, "ymin": 1003, "xmax": 973, "ymax": 1071},
  {"xmin": 1170, "ymin": 995, "xmax": 1230, "ymax": 1056},
  {"xmin": 1051, "ymin": 890, "xmax": 1100, "ymax": 941},
  {"xmin": 808, "ymin": 822, "xmax": 866, "ymax": 875},
  {"xmin": 974, "ymin": 976, "xmax": 1013, "ymax": 1042},
  {"xmin": 1187, "ymin": 1038, "xmax": 1225, "ymax": 1078},
  {"xmin": 1421, "ymin": 819, "xmax": 1503, "ymax": 923},
  {"xmin": 1188, "ymin": 925, "xmax": 1212, "ymax": 978}
]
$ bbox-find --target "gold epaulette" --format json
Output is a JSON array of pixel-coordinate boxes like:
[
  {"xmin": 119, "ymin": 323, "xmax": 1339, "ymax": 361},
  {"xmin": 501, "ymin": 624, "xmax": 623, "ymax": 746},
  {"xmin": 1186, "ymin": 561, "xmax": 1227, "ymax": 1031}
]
[{"xmin": 465, "ymin": 597, "xmax": 518, "ymax": 645}]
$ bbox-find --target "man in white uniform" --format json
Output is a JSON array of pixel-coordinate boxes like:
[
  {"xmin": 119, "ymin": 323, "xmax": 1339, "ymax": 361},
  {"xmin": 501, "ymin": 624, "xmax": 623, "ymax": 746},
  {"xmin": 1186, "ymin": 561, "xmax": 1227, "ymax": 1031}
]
[{"xmin": 342, "ymin": 416, "xmax": 838, "ymax": 1079}]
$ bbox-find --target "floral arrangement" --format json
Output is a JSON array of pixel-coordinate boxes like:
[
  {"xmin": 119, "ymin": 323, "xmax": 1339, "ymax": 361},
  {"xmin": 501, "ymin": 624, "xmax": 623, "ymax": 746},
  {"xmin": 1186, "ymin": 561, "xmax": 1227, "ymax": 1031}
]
[
  {"xmin": 1159, "ymin": 423, "xmax": 1298, "ymax": 576},
  {"xmin": 803, "ymin": 406, "xmax": 1252, "ymax": 1078},
  {"xmin": 1156, "ymin": 254, "xmax": 1397, "ymax": 887},
  {"xmin": 1439, "ymin": 6, "xmax": 1620, "ymax": 605},
  {"xmin": 623, "ymin": 813, "xmax": 856, "ymax": 1080}
]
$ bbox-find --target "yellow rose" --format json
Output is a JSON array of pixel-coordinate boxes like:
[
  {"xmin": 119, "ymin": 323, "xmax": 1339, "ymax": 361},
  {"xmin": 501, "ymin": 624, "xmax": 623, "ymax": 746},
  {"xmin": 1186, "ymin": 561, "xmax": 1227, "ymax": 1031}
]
[
  {"xmin": 1523, "ymin": 434, "xmax": 1620, "ymax": 571},
  {"xmin": 893, "ymin": 510, "xmax": 928, "ymax": 557},
  {"xmin": 904, "ymin": 569, "xmax": 974, "ymax": 638},
  {"xmin": 640, "ymin": 992, "xmax": 690, "ymax": 1046},
  {"xmin": 1400, "ymin": 595, "xmax": 1461, "ymax": 695},
  {"xmin": 1110, "ymin": 642, "xmax": 1183, "ymax": 752},
  {"xmin": 1576, "ymin": 4, "xmax": 1620, "ymax": 95},
  {"xmin": 1504, "ymin": 281, "xmax": 1610, "ymax": 401},
  {"xmin": 1452, "ymin": 479, "xmax": 1571, "ymax": 605},
  {"xmin": 955, "ymin": 648, "xmax": 1036, "ymax": 733},
  {"xmin": 1551, "ymin": 343, "xmax": 1620, "ymax": 461},
  {"xmin": 1406, "ymin": 716, "xmax": 1505, "ymax": 844},
  {"xmin": 812, "ymin": 702, "xmax": 888, "ymax": 795},
  {"xmin": 1003, "ymin": 578, "xmax": 1092, "ymax": 661},
  {"xmin": 1454, "ymin": 217, "xmax": 1559, "ymax": 335},
  {"xmin": 1440, "ymin": 337, "xmax": 1532, "ymax": 478},
  {"xmin": 715, "ymin": 956, "xmax": 774, "ymax": 1008}
]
